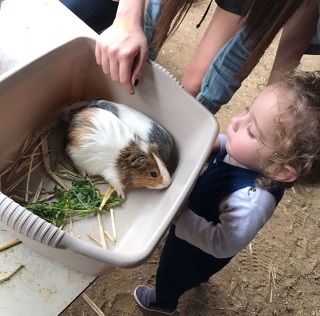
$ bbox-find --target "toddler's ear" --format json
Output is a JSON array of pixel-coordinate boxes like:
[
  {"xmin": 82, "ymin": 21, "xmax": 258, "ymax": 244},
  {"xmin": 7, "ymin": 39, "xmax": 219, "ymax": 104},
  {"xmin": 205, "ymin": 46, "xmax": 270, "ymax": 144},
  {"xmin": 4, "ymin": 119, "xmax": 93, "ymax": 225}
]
[{"xmin": 274, "ymin": 165, "xmax": 297, "ymax": 183}]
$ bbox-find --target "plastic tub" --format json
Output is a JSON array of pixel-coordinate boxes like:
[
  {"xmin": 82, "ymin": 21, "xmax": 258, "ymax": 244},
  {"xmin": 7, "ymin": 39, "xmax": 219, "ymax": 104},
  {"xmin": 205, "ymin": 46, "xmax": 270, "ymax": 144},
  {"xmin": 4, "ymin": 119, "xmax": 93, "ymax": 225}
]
[{"xmin": 0, "ymin": 37, "xmax": 218, "ymax": 275}]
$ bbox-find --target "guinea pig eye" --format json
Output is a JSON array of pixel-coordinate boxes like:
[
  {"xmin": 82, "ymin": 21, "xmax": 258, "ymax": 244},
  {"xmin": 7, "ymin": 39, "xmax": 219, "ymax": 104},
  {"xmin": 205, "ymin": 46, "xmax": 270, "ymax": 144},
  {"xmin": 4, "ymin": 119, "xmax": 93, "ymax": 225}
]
[{"xmin": 150, "ymin": 171, "xmax": 158, "ymax": 178}]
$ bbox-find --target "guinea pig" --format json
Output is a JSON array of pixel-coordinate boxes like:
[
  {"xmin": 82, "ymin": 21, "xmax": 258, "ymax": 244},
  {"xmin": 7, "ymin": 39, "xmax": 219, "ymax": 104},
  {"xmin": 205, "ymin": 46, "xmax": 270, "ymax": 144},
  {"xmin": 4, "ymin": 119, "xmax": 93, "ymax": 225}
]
[
  {"xmin": 66, "ymin": 107, "xmax": 171, "ymax": 199},
  {"xmin": 84, "ymin": 98, "xmax": 174, "ymax": 164}
]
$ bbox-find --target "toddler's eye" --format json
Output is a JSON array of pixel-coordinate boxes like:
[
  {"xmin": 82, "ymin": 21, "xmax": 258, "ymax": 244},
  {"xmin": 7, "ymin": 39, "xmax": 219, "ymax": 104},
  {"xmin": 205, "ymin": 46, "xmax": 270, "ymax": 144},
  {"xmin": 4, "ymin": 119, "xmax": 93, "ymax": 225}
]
[{"xmin": 246, "ymin": 126, "xmax": 255, "ymax": 139}]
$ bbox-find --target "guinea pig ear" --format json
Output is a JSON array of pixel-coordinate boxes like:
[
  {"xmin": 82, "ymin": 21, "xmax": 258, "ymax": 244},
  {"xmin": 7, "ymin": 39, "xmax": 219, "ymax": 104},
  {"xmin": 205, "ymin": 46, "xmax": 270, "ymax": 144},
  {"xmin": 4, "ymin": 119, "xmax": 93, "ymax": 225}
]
[
  {"xmin": 134, "ymin": 135, "xmax": 143, "ymax": 146},
  {"xmin": 129, "ymin": 155, "xmax": 147, "ymax": 167},
  {"xmin": 149, "ymin": 143, "xmax": 159, "ymax": 154}
]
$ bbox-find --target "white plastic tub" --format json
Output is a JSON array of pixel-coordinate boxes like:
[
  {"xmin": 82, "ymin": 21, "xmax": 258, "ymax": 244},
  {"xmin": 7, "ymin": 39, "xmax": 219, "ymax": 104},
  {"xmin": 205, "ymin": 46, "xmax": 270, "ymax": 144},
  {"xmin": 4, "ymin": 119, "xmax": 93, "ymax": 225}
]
[{"xmin": 0, "ymin": 37, "xmax": 219, "ymax": 275}]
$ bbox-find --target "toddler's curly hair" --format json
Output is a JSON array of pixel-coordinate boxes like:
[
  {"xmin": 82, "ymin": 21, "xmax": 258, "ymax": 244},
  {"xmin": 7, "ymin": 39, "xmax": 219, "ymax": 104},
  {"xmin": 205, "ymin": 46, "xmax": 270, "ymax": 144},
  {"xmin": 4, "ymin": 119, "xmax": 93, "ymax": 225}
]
[{"xmin": 259, "ymin": 70, "xmax": 320, "ymax": 188}]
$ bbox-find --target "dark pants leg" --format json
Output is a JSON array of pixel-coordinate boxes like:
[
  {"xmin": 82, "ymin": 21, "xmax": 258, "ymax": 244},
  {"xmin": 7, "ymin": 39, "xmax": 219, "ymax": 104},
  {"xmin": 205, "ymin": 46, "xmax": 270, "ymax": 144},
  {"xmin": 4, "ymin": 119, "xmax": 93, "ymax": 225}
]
[
  {"xmin": 59, "ymin": 0, "xmax": 119, "ymax": 33},
  {"xmin": 152, "ymin": 226, "xmax": 233, "ymax": 310}
]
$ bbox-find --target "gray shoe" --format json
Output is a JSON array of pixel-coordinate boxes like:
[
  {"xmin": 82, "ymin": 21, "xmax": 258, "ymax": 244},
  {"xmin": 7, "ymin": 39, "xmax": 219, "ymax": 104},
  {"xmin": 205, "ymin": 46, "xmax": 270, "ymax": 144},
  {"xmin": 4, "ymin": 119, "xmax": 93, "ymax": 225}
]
[{"xmin": 133, "ymin": 285, "xmax": 176, "ymax": 315}]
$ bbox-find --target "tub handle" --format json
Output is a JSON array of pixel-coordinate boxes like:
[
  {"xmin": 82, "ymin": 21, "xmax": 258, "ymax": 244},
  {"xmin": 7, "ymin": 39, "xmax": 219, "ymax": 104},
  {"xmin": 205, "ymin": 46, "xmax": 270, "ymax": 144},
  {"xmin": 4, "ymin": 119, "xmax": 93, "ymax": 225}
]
[
  {"xmin": 0, "ymin": 193, "xmax": 64, "ymax": 247},
  {"xmin": 0, "ymin": 193, "xmax": 148, "ymax": 268}
]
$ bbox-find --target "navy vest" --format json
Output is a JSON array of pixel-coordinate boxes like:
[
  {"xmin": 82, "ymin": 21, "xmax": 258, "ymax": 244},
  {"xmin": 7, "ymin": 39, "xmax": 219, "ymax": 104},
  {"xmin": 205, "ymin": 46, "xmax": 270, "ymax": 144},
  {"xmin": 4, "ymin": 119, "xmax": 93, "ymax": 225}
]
[{"xmin": 189, "ymin": 151, "xmax": 284, "ymax": 224}]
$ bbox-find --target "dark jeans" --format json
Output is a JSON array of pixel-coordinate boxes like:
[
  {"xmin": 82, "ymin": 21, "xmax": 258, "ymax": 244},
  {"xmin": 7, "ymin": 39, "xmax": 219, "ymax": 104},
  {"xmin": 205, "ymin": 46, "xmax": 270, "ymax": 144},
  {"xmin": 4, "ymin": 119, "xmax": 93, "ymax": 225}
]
[
  {"xmin": 59, "ymin": 0, "xmax": 119, "ymax": 33},
  {"xmin": 152, "ymin": 226, "xmax": 233, "ymax": 310}
]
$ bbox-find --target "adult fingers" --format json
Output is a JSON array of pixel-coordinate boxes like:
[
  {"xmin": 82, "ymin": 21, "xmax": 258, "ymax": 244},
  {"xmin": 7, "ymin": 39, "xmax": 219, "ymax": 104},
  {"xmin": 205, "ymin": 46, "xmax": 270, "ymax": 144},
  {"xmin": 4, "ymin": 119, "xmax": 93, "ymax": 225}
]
[
  {"xmin": 95, "ymin": 42, "xmax": 102, "ymax": 66},
  {"xmin": 109, "ymin": 57, "xmax": 120, "ymax": 82},
  {"xmin": 131, "ymin": 45, "xmax": 148, "ymax": 86},
  {"xmin": 96, "ymin": 41, "xmax": 112, "ymax": 75},
  {"xmin": 119, "ymin": 57, "xmax": 135, "ymax": 94}
]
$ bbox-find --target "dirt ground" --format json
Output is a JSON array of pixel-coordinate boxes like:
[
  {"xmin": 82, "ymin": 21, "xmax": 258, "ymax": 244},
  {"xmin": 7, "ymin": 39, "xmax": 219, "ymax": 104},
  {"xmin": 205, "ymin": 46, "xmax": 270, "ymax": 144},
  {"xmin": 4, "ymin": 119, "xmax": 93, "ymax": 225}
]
[{"xmin": 61, "ymin": 2, "xmax": 320, "ymax": 315}]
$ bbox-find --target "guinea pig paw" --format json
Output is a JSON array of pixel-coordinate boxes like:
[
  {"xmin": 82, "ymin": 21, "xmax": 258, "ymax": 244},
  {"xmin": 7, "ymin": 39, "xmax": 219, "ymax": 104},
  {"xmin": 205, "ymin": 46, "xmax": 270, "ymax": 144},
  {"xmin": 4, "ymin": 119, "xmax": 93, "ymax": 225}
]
[{"xmin": 116, "ymin": 189, "xmax": 126, "ymax": 200}]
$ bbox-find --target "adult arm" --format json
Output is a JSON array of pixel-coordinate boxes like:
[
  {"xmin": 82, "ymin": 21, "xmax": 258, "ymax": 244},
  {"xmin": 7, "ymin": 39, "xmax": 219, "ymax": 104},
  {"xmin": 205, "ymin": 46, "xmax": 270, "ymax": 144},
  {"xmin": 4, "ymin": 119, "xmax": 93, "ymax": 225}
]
[{"xmin": 182, "ymin": 5, "xmax": 243, "ymax": 97}]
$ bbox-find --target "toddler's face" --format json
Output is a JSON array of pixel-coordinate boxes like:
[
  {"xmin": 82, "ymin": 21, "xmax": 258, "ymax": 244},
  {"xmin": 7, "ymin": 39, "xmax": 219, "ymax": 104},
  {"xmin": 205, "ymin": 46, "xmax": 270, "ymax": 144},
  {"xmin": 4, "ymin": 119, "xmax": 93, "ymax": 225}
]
[{"xmin": 225, "ymin": 84, "xmax": 289, "ymax": 172}]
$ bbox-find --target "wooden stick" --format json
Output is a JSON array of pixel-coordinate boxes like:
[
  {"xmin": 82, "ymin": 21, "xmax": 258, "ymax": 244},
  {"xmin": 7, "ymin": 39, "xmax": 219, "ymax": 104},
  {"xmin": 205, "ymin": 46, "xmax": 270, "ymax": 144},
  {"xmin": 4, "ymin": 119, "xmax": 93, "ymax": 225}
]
[
  {"xmin": 271, "ymin": 266, "xmax": 276, "ymax": 289},
  {"xmin": 301, "ymin": 213, "xmax": 309, "ymax": 231},
  {"xmin": 69, "ymin": 216, "xmax": 74, "ymax": 236},
  {"xmin": 6, "ymin": 141, "xmax": 42, "ymax": 181},
  {"xmin": 97, "ymin": 211, "xmax": 107, "ymax": 249},
  {"xmin": 40, "ymin": 135, "xmax": 67, "ymax": 189},
  {"xmin": 57, "ymin": 166, "xmax": 83, "ymax": 181},
  {"xmin": 32, "ymin": 174, "xmax": 45, "ymax": 203},
  {"xmin": 59, "ymin": 153, "xmax": 85, "ymax": 178},
  {"xmin": 0, "ymin": 239, "xmax": 22, "ymax": 252},
  {"xmin": 6, "ymin": 157, "xmax": 29, "ymax": 182},
  {"xmin": 3, "ymin": 156, "xmax": 27, "ymax": 180},
  {"xmin": 92, "ymin": 178, "xmax": 108, "ymax": 185},
  {"xmin": 22, "ymin": 151, "xmax": 42, "ymax": 159},
  {"xmin": 97, "ymin": 186, "xmax": 116, "ymax": 248},
  {"xmin": 20, "ymin": 133, "xmax": 34, "ymax": 154},
  {"xmin": 81, "ymin": 293, "xmax": 106, "ymax": 316},
  {"xmin": 37, "ymin": 193, "xmax": 55, "ymax": 202},
  {"xmin": 99, "ymin": 186, "xmax": 114, "ymax": 211},
  {"xmin": 25, "ymin": 144, "xmax": 38, "ymax": 202},
  {"xmin": 9, "ymin": 195, "xmax": 27, "ymax": 204},
  {"xmin": 86, "ymin": 233, "xmax": 102, "ymax": 247},
  {"xmin": 110, "ymin": 208, "xmax": 117, "ymax": 242},
  {"xmin": 104, "ymin": 229, "xmax": 116, "ymax": 245},
  {"xmin": 0, "ymin": 264, "xmax": 24, "ymax": 283},
  {"xmin": 269, "ymin": 288, "xmax": 273, "ymax": 304},
  {"xmin": 5, "ymin": 160, "xmax": 43, "ymax": 193}
]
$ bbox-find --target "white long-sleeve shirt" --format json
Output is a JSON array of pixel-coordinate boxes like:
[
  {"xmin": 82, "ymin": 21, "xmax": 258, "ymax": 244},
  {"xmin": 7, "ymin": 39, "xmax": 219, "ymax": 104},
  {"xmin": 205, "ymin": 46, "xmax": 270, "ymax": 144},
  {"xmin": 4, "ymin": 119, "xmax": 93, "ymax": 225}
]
[{"xmin": 175, "ymin": 135, "xmax": 277, "ymax": 259}]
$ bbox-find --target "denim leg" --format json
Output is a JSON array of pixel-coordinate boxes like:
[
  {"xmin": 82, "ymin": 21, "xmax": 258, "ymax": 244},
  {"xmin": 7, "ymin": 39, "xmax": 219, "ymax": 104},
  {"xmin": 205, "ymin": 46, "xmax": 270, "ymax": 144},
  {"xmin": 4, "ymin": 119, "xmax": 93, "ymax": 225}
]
[
  {"xmin": 59, "ymin": 0, "xmax": 118, "ymax": 33},
  {"xmin": 308, "ymin": 0, "xmax": 320, "ymax": 53},
  {"xmin": 144, "ymin": 0, "xmax": 163, "ymax": 61},
  {"xmin": 305, "ymin": 1, "xmax": 320, "ymax": 55},
  {"xmin": 153, "ymin": 226, "xmax": 233, "ymax": 310},
  {"xmin": 196, "ymin": 27, "xmax": 253, "ymax": 114}
]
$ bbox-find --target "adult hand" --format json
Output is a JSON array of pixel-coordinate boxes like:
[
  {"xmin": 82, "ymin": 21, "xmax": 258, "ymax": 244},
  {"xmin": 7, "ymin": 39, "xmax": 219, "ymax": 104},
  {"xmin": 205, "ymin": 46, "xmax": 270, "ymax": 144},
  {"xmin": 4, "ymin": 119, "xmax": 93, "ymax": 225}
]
[{"xmin": 95, "ymin": 19, "xmax": 148, "ymax": 94}]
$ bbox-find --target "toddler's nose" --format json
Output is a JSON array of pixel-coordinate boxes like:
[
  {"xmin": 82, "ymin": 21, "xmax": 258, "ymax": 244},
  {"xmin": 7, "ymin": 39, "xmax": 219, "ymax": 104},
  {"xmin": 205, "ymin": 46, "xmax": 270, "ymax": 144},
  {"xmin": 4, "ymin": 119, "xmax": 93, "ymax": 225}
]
[{"xmin": 231, "ymin": 116, "xmax": 241, "ymax": 132}]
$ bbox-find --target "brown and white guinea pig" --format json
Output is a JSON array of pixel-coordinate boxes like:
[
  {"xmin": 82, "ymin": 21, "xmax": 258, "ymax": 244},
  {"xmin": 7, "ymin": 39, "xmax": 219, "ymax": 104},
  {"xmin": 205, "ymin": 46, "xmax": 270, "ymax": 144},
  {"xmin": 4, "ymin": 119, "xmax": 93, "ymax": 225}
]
[
  {"xmin": 66, "ymin": 107, "xmax": 171, "ymax": 199},
  {"xmin": 63, "ymin": 98, "xmax": 174, "ymax": 164}
]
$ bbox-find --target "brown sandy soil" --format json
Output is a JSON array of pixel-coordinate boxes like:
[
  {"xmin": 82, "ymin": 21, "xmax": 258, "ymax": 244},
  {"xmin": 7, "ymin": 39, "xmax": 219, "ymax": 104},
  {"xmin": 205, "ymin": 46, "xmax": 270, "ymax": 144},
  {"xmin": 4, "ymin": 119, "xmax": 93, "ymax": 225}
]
[{"xmin": 61, "ymin": 2, "xmax": 320, "ymax": 315}]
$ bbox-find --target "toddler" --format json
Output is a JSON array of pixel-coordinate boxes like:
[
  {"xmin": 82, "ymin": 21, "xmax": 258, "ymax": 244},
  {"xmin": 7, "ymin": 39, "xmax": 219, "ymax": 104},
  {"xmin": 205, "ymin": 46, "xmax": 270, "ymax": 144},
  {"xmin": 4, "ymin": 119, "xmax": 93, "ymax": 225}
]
[{"xmin": 133, "ymin": 70, "xmax": 320, "ymax": 314}]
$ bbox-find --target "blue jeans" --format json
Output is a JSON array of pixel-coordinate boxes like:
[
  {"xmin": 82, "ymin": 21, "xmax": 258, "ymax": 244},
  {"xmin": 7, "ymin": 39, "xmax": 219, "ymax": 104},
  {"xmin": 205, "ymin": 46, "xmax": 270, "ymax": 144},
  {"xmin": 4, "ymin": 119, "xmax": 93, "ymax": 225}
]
[
  {"xmin": 144, "ymin": 0, "xmax": 163, "ymax": 60},
  {"xmin": 147, "ymin": 0, "xmax": 253, "ymax": 114},
  {"xmin": 307, "ymin": 0, "xmax": 320, "ymax": 54},
  {"xmin": 152, "ymin": 226, "xmax": 233, "ymax": 310},
  {"xmin": 147, "ymin": 3, "xmax": 254, "ymax": 114},
  {"xmin": 196, "ymin": 27, "xmax": 253, "ymax": 114}
]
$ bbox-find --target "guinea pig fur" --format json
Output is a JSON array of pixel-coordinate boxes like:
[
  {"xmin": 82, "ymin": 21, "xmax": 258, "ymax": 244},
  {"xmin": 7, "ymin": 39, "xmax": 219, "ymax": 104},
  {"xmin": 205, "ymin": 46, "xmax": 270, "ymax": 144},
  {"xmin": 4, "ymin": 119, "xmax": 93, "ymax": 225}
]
[
  {"xmin": 85, "ymin": 99, "xmax": 174, "ymax": 164},
  {"xmin": 66, "ymin": 107, "xmax": 171, "ymax": 199}
]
